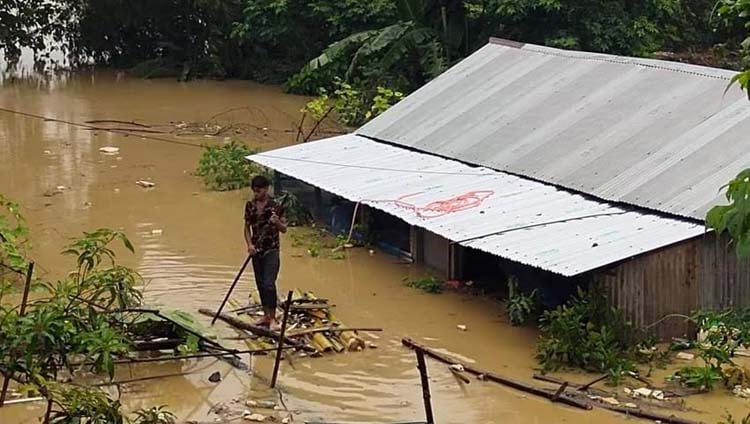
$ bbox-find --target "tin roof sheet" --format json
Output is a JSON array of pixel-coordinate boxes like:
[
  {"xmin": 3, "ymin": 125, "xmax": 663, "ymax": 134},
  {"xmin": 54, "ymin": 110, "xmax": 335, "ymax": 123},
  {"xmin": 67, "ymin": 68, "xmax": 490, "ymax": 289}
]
[
  {"xmin": 358, "ymin": 39, "xmax": 750, "ymax": 220},
  {"xmin": 247, "ymin": 134, "xmax": 704, "ymax": 276}
]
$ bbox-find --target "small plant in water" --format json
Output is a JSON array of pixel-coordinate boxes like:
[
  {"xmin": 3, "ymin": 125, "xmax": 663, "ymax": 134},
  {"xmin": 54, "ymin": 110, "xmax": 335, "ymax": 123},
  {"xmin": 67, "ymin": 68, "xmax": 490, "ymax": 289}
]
[
  {"xmin": 405, "ymin": 276, "xmax": 443, "ymax": 294},
  {"xmin": 195, "ymin": 140, "xmax": 269, "ymax": 191},
  {"xmin": 131, "ymin": 406, "xmax": 177, "ymax": 424},
  {"xmin": 0, "ymin": 194, "xmax": 29, "ymax": 276},
  {"xmin": 504, "ymin": 276, "xmax": 537, "ymax": 326}
]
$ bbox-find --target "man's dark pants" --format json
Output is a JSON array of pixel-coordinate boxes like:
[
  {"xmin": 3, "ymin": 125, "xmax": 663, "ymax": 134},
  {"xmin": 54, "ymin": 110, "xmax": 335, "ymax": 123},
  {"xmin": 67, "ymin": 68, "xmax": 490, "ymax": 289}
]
[{"xmin": 252, "ymin": 249, "xmax": 279, "ymax": 310}]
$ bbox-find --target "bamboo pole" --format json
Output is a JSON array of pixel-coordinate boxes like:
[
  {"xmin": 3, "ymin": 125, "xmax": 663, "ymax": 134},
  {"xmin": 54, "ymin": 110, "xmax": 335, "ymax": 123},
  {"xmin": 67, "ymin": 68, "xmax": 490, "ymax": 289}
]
[
  {"xmin": 67, "ymin": 347, "xmax": 289, "ymax": 367},
  {"xmin": 0, "ymin": 262, "xmax": 34, "ymax": 408},
  {"xmin": 415, "ymin": 350, "xmax": 435, "ymax": 424},
  {"xmin": 402, "ymin": 338, "xmax": 591, "ymax": 411},
  {"xmin": 271, "ymin": 291, "xmax": 294, "ymax": 388},
  {"xmin": 198, "ymin": 308, "xmax": 314, "ymax": 352},
  {"xmin": 211, "ymin": 255, "xmax": 252, "ymax": 325},
  {"xmin": 532, "ymin": 374, "xmax": 702, "ymax": 423},
  {"xmin": 286, "ymin": 327, "xmax": 382, "ymax": 338}
]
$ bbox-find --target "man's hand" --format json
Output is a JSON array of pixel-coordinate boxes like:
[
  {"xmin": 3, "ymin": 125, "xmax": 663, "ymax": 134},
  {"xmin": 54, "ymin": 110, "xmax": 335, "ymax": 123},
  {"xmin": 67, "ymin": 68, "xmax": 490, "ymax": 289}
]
[
  {"xmin": 269, "ymin": 211, "xmax": 280, "ymax": 225},
  {"xmin": 247, "ymin": 244, "xmax": 257, "ymax": 256}
]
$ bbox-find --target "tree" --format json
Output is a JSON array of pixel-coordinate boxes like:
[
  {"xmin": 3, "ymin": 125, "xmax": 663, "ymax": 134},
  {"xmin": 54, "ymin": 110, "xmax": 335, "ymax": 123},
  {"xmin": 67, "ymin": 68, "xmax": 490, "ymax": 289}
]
[
  {"xmin": 706, "ymin": 0, "xmax": 750, "ymax": 257},
  {"xmin": 0, "ymin": 0, "xmax": 78, "ymax": 68},
  {"xmin": 288, "ymin": 0, "xmax": 467, "ymax": 94}
]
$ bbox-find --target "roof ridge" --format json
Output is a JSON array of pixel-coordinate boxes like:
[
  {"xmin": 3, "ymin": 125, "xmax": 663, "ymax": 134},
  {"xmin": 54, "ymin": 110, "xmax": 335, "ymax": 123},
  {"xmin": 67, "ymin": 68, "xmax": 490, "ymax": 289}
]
[{"xmin": 488, "ymin": 37, "xmax": 734, "ymax": 81}]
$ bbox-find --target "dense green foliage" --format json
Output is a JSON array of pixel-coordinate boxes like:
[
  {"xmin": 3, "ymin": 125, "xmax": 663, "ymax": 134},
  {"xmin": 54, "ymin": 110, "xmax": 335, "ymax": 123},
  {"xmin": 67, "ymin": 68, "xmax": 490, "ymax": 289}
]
[
  {"xmin": 4, "ymin": 0, "xmax": 740, "ymax": 94},
  {"xmin": 707, "ymin": 160, "xmax": 750, "ymax": 257},
  {"xmin": 537, "ymin": 288, "xmax": 640, "ymax": 383},
  {"xmin": 705, "ymin": 2, "xmax": 750, "ymax": 256},
  {"xmin": 194, "ymin": 141, "xmax": 269, "ymax": 191},
  {"xmin": 0, "ymin": 0, "xmax": 78, "ymax": 67},
  {"xmin": 0, "ymin": 212, "xmax": 175, "ymax": 422}
]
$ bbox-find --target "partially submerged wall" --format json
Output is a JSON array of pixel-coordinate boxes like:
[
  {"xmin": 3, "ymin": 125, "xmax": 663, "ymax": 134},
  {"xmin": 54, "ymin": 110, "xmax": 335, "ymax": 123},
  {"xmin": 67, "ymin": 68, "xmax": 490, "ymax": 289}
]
[{"xmin": 593, "ymin": 233, "xmax": 750, "ymax": 340}]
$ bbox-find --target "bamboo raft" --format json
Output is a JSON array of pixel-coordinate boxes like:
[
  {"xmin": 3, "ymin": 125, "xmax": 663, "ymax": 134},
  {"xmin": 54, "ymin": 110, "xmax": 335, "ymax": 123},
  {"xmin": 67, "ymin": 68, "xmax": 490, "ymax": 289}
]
[{"xmin": 200, "ymin": 289, "xmax": 380, "ymax": 357}]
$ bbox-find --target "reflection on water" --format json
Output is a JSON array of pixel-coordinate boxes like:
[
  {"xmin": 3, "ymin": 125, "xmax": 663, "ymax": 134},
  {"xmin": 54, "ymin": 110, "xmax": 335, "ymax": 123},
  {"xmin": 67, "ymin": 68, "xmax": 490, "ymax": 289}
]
[{"xmin": 0, "ymin": 72, "xmax": 744, "ymax": 424}]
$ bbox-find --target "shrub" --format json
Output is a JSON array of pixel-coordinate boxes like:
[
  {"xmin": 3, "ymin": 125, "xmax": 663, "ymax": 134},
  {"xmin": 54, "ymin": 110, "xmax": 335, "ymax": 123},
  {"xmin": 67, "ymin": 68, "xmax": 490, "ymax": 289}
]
[
  {"xmin": 537, "ymin": 288, "xmax": 638, "ymax": 383},
  {"xmin": 195, "ymin": 141, "xmax": 269, "ymax": 191},
  {"xmin": 276, "ymin": 191, "xmax": 312, "ymax": 226},
  {"xmin": 504, "ymin": 276, "xmax": 537, "ymax": 326}
]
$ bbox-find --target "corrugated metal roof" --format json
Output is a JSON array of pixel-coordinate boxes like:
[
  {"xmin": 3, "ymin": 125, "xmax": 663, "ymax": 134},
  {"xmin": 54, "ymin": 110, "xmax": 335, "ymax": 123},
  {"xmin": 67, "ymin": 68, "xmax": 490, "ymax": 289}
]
[
  {"xmin": 247, "ymin": 134, "xmax": 704, "ymax": 276},
  {"xmin": 358, "ymin": 39, "xmax": 750, "ymax": 221}
]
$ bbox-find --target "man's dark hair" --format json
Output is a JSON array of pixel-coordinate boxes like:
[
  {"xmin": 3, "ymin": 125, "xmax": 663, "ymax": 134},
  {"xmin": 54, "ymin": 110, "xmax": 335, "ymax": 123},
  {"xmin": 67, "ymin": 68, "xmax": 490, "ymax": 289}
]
[{"xmin": 251, "ymin": 175, "xmax": 271, "ymax": 189}]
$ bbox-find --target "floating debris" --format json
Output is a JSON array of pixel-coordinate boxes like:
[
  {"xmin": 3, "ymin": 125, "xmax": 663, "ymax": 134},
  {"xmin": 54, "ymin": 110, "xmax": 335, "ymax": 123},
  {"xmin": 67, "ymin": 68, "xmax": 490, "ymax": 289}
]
[
  {"xmin": 243, "ymin": 413, "xmax": 266, "ymax": 422},
  {"xmin": 600, "ymin": 397, "xmax": 619, "ymax": 406},
  {"xmin": 99, "ymin": 146, "xmax": 120, "ymax": 154},
  {"xmin": 208, "ymin": 371, "xmax": 221, "ymax": 383},
  {"xmin": 456, "ymin": 324, "xmax": 468, "ymax": 331},
  {"xmin": 676, "ymin": 352, "xmax": 694, "ymax": 361},
  {"xmin": 136, "ymin": 180, "xmax": 155, "ymax": 188},
  {"xmin": 201, "ymin": 290, "xmax": 378, "ymax": 357}
]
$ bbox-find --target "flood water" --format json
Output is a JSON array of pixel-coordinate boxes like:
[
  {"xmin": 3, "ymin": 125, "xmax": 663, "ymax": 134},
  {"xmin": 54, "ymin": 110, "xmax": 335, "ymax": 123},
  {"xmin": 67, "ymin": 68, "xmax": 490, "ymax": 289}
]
[{"xmin": 2, "ymin": 71, "xmax": 750, "ymax": 423}]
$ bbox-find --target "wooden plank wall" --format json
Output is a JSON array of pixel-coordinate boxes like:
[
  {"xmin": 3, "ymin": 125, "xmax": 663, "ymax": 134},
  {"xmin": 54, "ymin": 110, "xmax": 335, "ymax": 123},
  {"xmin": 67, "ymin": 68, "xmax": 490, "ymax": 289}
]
[
  {"xmin": 697, "ymin": 233, "xmax": 750, "ymax": 309},
  {"xmin": 593, "ymin": 239, "xmax": 699, "ymax": 340},
  {"xmin": 594, "ymin": 233, "xmax": 750, "ymax": 340}
]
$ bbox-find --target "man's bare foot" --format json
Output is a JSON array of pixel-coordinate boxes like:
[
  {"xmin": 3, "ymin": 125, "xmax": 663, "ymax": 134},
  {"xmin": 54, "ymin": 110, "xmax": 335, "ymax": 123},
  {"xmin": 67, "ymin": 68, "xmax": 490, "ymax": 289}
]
[
  {"xmin": 269, "ymin": 320, "xmax": 281, "ymax": 332},
  {"xmin": 254, "ymin": 316, "xmax": 271, "ymax": 327}
]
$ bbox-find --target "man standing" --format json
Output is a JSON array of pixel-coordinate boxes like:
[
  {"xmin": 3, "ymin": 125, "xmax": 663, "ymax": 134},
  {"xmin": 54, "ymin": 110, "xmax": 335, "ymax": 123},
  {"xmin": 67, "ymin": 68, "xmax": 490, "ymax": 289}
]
[{"xmin": 244, "ymin": 175, "xmax": 286, "ymax": 328}]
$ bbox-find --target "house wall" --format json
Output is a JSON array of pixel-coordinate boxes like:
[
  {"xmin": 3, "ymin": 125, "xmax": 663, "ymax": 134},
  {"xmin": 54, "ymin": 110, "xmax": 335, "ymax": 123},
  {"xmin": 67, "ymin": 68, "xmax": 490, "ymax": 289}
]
[
  {"xmin": 593, "ymin": 233, "xmax": 750, "ymax": 340},
  {"xmin": 421, "ymin": 229, "xmax": 450, "ymax": 275}
]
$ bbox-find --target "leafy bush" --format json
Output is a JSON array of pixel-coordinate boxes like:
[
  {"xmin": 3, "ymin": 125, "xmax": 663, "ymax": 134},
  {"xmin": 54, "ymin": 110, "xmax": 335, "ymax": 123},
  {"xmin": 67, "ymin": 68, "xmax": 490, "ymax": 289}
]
[
  {"xmin": 0, "ymin": 194, "xmax": 29, "ymax": 275},
  {"xmin": 276, "ymin": 190, "xmax": 312, "ymax": 226},
  {"xmin": 669, "ymin": 308, "xmax": 750, "ymax": 391},
  {"xmin": 299, "ymin": 78, "xmax": 404, "ymax": 139},
  {"xmin": 706, "ymin": 169, "xmax": 750, "ymax": 257},
  {"xmin": 0, "ymin": 226, "xmax": 175, "ymax": 422},
  {"xmin": 46, "ymin": 381, "xmax": 124, "ymax": 424},
  {"xmin": 405, "ymin": 275, "xmax": 443, "ymax": 294},
  {"xmin": 195, "ymin": 141, "xmax": 269, "ymax": 191},
  {"xmin": 366, "ymin": 86, "xmax": 404, "ymax": 121},
  {"xmin": 673, "ymin": 365, "xmax": 724, "ymax": 391},
  {"xmin": 537, "ymin": 288, "xmax": 639, "ymax": 382},
  {"xmin": 505, "ymin": 276, "xmax": 537, "ymax": 326}
]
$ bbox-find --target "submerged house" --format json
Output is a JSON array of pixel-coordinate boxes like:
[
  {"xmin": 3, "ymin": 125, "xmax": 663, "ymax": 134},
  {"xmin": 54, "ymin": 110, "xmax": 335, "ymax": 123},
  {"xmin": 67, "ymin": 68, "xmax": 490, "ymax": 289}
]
[{"xmin": 249, "ymin": 38, "xmax": 750, "ymax": 339}]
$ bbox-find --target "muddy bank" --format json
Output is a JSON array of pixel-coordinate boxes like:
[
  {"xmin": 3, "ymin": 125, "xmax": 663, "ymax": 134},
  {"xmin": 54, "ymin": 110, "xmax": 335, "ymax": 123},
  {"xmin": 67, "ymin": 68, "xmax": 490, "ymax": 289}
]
[{"xmin": 2, "ymin": 72, "xmax": 750, "ymax": 424}]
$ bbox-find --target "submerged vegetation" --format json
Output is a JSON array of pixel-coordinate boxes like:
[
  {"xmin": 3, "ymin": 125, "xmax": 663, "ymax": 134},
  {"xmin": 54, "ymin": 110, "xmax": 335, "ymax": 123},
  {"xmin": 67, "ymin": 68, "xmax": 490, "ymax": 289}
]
[
  {"xmin": 504, "ymin": 276, "xmax": 537, "ymax": 326},
  {"xmin": 0, "ymin": 196, "xmax": 178, "ymax": 422},
  {"xmin": 404, "ymin": 275, "xmax": 444, "ymax": 294},
  {"xmin": 537, "ymin": 288, "xmax": 642, "ymax": 383},
  {"xmin": 194, "ymin": 141, "xmax": 268, "ymax": 191},
  {"xmin": 670, "ymin": 308, "xmax": 750, "ymax": 391},
  {"xmin": 0, "ymin": 194, "xmax": 29, "ymax": 277}
]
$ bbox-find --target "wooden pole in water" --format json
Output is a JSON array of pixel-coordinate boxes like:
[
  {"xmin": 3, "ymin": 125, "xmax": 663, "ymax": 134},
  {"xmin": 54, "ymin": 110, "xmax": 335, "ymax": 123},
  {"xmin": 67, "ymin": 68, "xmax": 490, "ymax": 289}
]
[
  {"xmin": 211, "ymin": 255, "xmax": 252, "ymax": 326},
  {"xmin": 415, "ymin": 349, "xmax": 435, "ymax": 424},
  {"xmin": 270, "ymin": 291, "xmax": 294, "ymax": 389},
  {"xmin": 0, "ymin": 261, "xmax": 34, "ymax": 408}
]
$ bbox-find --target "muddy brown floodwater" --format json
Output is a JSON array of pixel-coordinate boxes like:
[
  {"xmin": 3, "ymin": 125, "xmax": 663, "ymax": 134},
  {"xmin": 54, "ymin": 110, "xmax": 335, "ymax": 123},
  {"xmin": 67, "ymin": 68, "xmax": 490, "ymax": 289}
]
[{"xmin": 2, "ymin": 71, "xmax": 750, "ymax": 424}]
